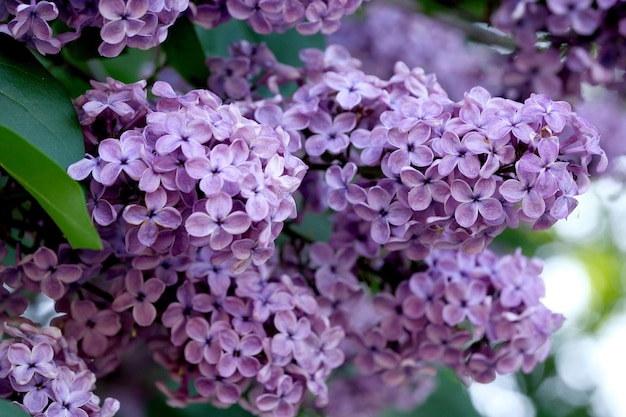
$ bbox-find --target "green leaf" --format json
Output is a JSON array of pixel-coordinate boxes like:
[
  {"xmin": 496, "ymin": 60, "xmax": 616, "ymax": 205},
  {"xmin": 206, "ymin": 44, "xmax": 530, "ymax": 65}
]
[
  {"xmin": 0, "ymin": 399, "xmax": 30, "ymax": 417},
  {"xmin": 0, "ymin": 125, "xmax": 102, "ymax": 250},
  {"xmin": 0, "ymin": 36, "xmax": 85, "ymax": 170},
  {"xmin": 162, "ymin": 17, "xmax": 210, "ymax": 86}
]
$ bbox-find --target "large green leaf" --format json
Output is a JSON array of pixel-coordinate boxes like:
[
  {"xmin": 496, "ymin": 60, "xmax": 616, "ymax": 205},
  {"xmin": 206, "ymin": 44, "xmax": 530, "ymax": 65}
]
[
  {"xmin": 0, "ymin": 125, "xmax": 102, "ymax": 249},
  {"xmin": 0, "ymin": 36, "xmax": 85, "ymax": 170},
  {"xmin": 0, "ymin": 399, "xmax": 30, "ymax": 417}
]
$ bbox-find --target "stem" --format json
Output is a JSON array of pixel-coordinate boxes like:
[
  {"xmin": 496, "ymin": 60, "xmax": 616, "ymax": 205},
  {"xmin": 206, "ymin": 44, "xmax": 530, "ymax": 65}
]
[{"xmin": 81, "ymin": 282, "xmax": 115, "ymax": 303}]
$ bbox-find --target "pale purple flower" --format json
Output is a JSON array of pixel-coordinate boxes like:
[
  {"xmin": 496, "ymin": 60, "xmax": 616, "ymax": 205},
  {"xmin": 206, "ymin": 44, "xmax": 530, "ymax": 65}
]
[
  {"xmin": 7, "ymin": 342, "xmax": 57, "ymax": 385},
  {"xmin": 81, "ymin": 89, "xmax": 135, "ymax": 121},
  {"xmin": 436, "ymin": 131, "xmax": 481, "ymax": 178},
  {"xmin": 304, "ymin": 111, "xmax": 356, "ymax": 156},
  {"xmin": 184, "ymin": 318, "xmax": 230, "ymax": 365},
  {"xmin": 98, "ymin": 133, "xmax": 147, "ymax": 185},
  {"xmin": 323, "ymin": 69, "xmax": 381, "ymax": 110},
  {"xmin": 464, "ymin": 132, "xmax": 516, "ymax": 178},
  {"xmin": 450, "ymin": 178, "xmax": 503, "ymax": 228},
  {"xmin": 98, "ymin": 0, "xmax": 150, "ymax": 56},
  {"xmin": 271, "ymin": 310, "xmax": 311, "ymax": 357},
  {"xmin": 294, "ymin": 325, "xmax": 345, "ymax": 372},
  {"xmin": 354, "ymin": 186, "xmax": 412, "ymax": 245},
  {"xmin": 499, "ymin": 169, "xmax": 546, "ymax": 219},
  {"xmin": 324, "ymin": 162, "xmax": 366, "ymax": 211},
  {"xmin": 400, "ymin": 165, "xmax": 450, "ymax": 212},
  {"xmin": 522, "ymin": 94, "xmax": 572, "ymax": 134},
  {"xmin": 185, "ymin": 192, "xmax": 251, "ymax": 250},
  {"xmin": 12, "ymin": 373, "xmax": 52, "ymax": 414},
  {"xmin": 256, "ymin": 375, "xmax": 304, "ymax": 417},
  {"xmin": 185, "ymin": 144, "xmax": 241, "ymax": 196},
  {"xmin": 46, "ymin": 369, "xmax": 93, "ymax": 417},
  {"xmin": 387, "ymin": 124, "xmax": 434, "ymax": 173},
  {"xmin": 122, "ymin": 187, "xmax": 183, "ymax": 247},
  {"xmin": 397, "ymin": 96, "xmax": 444, "ymax": 131},
  {"xmin": 217, "ymin": 329, "xmax": 262, "ymax": 378},
  {"xmin": 239, "ymin": 162, "xmax": 278, "ymax": 222},
  {"xmin": 517, "ymin": 137, "xmax": 568, "ymax": 197},
  {"xmin": 154, "ymin": 111, "xmax": 213, "ymax": 158},
  {"xmin": 246, "ymin": 283, "xmax": 294, "ymax": 323},
  {"xmin": 442, "ymin": 280, "xmax": 489, "ymax": 327}
]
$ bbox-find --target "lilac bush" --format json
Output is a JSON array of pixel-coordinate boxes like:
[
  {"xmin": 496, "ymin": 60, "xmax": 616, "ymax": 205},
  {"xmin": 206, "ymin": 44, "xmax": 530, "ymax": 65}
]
[{"xmin": 0, "ymin": 1, "xmax": 616, "ymax": 417}]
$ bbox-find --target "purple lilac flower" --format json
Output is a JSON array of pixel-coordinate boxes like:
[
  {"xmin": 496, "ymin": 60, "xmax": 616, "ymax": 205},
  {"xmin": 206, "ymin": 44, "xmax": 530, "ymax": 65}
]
[
  {"xmin": 65, "ymin": 300, "xmax": 121, "ymax": 357},
  {"xmin": 123, "ymin": 187, "xmax": 183, "ymax": 248},
  {"xmin": 112, "ymin": 268, "xmax": 165, "ymax": 326},
  {"xmin": 7, "ymin": 342, "xmax": 57, "ymax": 384},
  {"xmin": 354, "ymin": 186, "xmax": 412, "ymax": 245},
  {"xmin": 216, "ymin": 329, "xmax": 263, "ymax": 378},
  {"xmin": 23, "ymin": 247, "xmax": 83, "ymax": 300}
]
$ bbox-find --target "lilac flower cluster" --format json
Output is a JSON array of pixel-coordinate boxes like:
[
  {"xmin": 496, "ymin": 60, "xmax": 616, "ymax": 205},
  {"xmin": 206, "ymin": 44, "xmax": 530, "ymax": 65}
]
[
  {"xmin": 492, "ymin": 0, "xmax": 626, "ymax": 99},
  {"xmin": 69, "ymin": 77, "xmax": 305, "ymax": 269},
  {"xmin": 0, "ymin": 41, "xmax": 608, "ymax": 417},
  {"xmin": 0, "ymin": 322, "xmax": 119, "ymax": 417},
  {"xmin": 337, "ymin": 247, "xmax": 565, "ymax": 386},
  {"xmin": 257, "ymin": 44, "xmax": 607, "ymax": 257},
  {"xmin": 0, "ymin": 0, "xmax": 363, "ymax": 57}
]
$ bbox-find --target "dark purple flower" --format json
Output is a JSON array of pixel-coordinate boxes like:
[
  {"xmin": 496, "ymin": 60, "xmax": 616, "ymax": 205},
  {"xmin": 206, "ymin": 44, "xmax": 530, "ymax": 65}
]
[
  {"xmin": 195, "ymin": 362, "xmax": 242, "ymax": 404},
  {"xmin": 23, "ymin": 247, "xmax": 83, "ymax": 300},
  {"xmin": 65, "ymin": 300, "xmax": 121, "ymax": 357},
  {"xmin": 546, "ymin": 0, "xmax": 601, "ymax": 35},
  {"xmin": 112, "ymin": 268, "xmax": 165, "ymax": 326}
]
